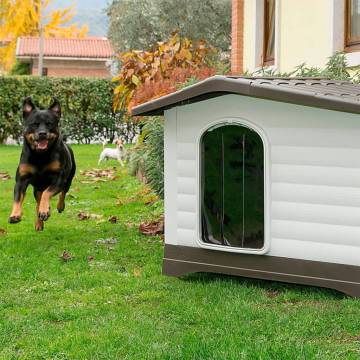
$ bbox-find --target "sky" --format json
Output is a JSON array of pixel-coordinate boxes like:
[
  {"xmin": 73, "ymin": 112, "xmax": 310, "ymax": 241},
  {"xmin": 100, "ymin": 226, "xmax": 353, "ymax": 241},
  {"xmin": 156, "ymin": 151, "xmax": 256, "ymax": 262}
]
[{"xmin": 50, "ymin": 0, "xmax": 109, "ymax": 36}]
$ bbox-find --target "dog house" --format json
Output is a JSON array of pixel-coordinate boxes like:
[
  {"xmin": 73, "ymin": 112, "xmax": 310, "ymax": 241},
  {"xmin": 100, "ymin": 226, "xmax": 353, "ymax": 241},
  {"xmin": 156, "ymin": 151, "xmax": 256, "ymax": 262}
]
[{"xmin": 132, "ymin": 76, "xmax": 360, "ymax": 297}]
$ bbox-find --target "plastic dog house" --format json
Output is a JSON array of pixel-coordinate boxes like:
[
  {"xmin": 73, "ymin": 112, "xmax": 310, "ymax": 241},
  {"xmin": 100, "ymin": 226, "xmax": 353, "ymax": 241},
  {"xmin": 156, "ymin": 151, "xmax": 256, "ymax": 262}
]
[{"xmin": 133, "ymin": 76, "xmax": 360, "ymax": 297}]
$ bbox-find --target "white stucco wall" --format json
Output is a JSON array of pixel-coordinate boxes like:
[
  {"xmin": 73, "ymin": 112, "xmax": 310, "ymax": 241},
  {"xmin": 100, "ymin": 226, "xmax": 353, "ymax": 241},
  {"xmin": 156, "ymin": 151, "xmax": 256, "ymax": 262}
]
[
  {"xmin": 164, "ymin": 94, "xmax": 360, "ymax": 266},
  {"xmin": 279, "ymin": 0, "xmax": 333, "ymax": 72},
  {"xmin": 242, "ymin": 0, "xmax": 352, "ymax": 73}
]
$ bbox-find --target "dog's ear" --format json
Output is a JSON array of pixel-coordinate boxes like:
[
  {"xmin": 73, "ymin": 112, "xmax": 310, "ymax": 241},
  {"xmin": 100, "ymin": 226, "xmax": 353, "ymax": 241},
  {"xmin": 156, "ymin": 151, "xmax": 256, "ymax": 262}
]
[
  {"xmin": 23, "ymin": 97, "xmax": 36, "ymax": 119},
  {"xmin": 49, "ymin": 97, "xmax": 61, "ymax": 119}
]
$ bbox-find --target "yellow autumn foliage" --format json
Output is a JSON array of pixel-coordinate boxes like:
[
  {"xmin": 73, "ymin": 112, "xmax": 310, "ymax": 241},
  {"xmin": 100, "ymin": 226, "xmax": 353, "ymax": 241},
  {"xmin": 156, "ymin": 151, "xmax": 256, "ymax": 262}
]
[{"xmin": 0, "ymin": 0, "xmax": 88, "ymax": 71}]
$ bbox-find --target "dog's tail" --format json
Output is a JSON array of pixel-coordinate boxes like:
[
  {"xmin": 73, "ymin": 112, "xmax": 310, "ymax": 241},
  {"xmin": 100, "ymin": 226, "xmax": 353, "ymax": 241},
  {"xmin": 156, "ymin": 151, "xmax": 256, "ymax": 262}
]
[{"xmin": 102, "ymin": 140, "xmax": 107, "ymax": 149}]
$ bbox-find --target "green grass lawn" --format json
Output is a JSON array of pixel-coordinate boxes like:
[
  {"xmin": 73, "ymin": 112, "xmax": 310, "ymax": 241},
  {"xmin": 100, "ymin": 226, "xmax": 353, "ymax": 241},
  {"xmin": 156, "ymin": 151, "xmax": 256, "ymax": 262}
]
[{"xmin": 0, "ymin": 145, "xmax": 360, "ymax": 359}]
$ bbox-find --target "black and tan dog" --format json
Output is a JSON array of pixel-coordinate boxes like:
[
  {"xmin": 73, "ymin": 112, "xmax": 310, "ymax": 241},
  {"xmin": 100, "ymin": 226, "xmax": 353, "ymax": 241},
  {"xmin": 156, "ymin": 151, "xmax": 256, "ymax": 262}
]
[{"xmin": 9, "ymin": 97, "xmax": 76, "ymax": 231}]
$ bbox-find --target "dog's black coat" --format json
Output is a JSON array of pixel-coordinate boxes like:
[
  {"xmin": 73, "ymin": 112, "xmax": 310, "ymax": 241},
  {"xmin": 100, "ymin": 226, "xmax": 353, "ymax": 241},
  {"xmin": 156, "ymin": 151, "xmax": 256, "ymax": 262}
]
[{"xmin": 9, "ymin": 97, "xmax": 76, "ymax": 230}]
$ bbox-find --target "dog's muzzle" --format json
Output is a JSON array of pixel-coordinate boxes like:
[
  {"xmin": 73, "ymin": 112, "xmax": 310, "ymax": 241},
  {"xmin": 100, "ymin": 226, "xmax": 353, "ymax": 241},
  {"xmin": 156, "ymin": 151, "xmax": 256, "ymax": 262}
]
[{"xmin": 34, "ymin": 132, "xmax": 49, "ymax": 151}]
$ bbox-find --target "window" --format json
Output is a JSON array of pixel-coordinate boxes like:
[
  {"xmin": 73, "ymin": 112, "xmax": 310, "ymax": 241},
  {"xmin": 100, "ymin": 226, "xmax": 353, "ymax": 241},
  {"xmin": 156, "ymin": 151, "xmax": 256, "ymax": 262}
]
[
  {"xmin": 263, "ymin": 0, "xmax": 275, "ymax": 65},
  {"xmin": 200, "ymin": 124, "xmax": 265, "ymax": 250},
  {"xmin": 346, "ymin": 0, "xmax": 360, "ymax": 50}
]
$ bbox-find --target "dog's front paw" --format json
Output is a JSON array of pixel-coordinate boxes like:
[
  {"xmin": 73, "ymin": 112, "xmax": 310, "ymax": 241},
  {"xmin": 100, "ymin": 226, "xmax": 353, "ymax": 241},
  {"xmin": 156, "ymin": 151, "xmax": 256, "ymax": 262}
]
[
  {"xmin": 9, "ymin": 215, "xmax": 21, "ymax": 224},
  {"xmin": 38, "ymin": 211, "xmax": 50, "ymax": 221}
]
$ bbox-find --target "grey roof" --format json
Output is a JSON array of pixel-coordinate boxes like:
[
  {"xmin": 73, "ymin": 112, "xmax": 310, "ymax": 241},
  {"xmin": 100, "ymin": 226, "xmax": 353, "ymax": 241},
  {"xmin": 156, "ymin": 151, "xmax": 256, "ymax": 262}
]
[{"xmin": 131, "ymin": 75, "xmax": 360, "ymax": 116}]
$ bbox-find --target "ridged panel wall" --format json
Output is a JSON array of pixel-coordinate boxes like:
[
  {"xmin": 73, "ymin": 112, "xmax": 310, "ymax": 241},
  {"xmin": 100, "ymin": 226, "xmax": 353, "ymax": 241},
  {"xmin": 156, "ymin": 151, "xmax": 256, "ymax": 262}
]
[{"xmin": 164, "ymin": 94, "xmax": 360, "ymax": 265}]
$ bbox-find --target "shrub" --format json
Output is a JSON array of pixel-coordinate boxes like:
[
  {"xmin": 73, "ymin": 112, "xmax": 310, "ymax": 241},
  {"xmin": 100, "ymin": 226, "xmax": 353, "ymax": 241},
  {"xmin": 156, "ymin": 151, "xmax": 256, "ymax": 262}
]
[
  {"xmin": 127, "ymin": 117, "xmax": 164, "ymax": 197},
  {"xmin": 112, "ymin": 32, "xmax": 216, "ymax": 113},
  {"xmin": 0, "ymin": 76, "xmax": 139, "ymax": 144},
  {"xmin": 249, "ymin": 52, "xmax": 358, "ymax": 82}
]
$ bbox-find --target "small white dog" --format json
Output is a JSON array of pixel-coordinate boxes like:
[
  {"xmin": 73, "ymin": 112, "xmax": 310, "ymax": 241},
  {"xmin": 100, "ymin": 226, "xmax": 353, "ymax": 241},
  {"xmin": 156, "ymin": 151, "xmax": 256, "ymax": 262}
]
[{"xmin": 98, "ymin": 139, "xmax": 125, "ymax": 166}]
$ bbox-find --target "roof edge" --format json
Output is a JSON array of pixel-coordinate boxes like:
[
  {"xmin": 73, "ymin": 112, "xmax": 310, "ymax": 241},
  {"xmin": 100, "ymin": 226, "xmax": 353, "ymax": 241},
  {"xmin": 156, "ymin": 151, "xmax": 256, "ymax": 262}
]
[{"xmin": 131, "ymin": 75, "xmax": 360, "ymax": 116}]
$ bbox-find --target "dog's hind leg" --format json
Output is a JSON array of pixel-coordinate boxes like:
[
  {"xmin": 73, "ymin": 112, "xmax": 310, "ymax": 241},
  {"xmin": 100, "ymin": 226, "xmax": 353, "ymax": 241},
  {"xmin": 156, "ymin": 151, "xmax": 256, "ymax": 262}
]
[
  {"xmin": 34, "ymin": 190, "xmax": 44, "ymax": 231},
  {"xmin": 118, "ymin": 158, "xmax": 124, "ymax": 167},
  {"xmin": 57, "ymin": 191, "xmax": 66, "ymax": 213}
]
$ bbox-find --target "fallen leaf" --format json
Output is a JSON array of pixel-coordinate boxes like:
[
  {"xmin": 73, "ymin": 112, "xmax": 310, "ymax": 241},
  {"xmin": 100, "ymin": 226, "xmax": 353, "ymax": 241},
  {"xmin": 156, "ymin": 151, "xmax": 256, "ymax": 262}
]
[
  {"xmin": 80, "ymin": 168, "xmax": 118, "ymax": 183},
  {"xmin": 144, "ymin": 194, "xmax": 159, "ymax": 205},
  {"xmin": 0, "ymin": 172, "xmax": 11, "ymax": 181},
  {"xmin": 95, "ymin": 237, "xmax": 119, "ymax": 245},
  {"xmin": 133, "ymin": 269, "xmax": 141, "ymax": 277},
  {"xmin": 60, "ymin": 251, "xmax": 72, "ymax": 262},
  {"xmin": 108, "ymin": 215, "xmax": 118, "ymax": 223},
  {"xmin": 266, "ymin": 290, "xmax": 281, "ymax": 298},
  {"xmin": 139, "ymin": 215, "xmax": 164, "ymax": 236},
  {"xmin": 87, "ymin": 256, "xmax": 94, "ymax": 262},
  {"xmin": 0, "ymin": 228, "xmax": 6, "ymax": 236},
  {"xmin": 78, "ymin": 211, "xmax": 89, "ymax": 220},
  {"xmin": 78, "ymin": 212, "xmax": 103, "ymax": 221}
]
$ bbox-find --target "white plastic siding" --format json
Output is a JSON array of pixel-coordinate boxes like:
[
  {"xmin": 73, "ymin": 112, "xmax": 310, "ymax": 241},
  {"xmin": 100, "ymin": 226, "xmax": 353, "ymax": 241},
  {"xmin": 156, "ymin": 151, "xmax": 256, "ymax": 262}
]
[{"xmin": 163, "ymin": 94, "xmax": 360, "ymax": 266}]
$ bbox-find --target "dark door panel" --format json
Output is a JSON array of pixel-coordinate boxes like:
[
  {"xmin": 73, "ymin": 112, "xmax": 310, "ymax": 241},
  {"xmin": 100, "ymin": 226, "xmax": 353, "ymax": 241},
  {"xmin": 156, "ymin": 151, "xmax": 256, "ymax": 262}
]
[{"xmin": 201, "ymin": 124, "xmax": 264, "ymax": 249}]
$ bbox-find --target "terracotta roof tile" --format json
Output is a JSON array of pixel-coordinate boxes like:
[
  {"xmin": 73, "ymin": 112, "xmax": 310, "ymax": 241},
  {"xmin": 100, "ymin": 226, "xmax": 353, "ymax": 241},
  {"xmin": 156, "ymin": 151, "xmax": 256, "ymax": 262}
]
[{"xmin": 16, "ymin": 36, "xmax": 114, "ymax": 59}]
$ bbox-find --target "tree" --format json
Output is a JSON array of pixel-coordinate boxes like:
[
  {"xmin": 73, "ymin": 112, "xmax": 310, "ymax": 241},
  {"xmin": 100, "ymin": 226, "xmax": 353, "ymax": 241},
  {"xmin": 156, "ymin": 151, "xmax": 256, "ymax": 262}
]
[
  {"xmin": 112, "ymin": 32, "xmax": 216, "ymax": 112},
  {"xmin": 107, "ymin": 0, "xmax": 231, "ymax": 52},
  {"xmin": 0, "ymin": 0, "xmax": 88, "ymax": 71}
]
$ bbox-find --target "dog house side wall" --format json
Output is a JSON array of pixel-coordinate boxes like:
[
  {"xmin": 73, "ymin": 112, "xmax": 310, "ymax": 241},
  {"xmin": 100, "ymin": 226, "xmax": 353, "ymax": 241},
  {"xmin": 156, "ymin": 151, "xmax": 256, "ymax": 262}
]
[{"xmin": 164, "ymin": 94, "xmax": 360, "ymax": 267}]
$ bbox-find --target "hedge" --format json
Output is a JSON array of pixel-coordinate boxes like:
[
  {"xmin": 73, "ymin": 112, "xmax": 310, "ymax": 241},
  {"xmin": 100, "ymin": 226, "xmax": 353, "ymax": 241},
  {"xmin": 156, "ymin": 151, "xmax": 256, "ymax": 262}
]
[{"xmin": 0, "ymin": 76, "xmax": 139, "ymax": 144}]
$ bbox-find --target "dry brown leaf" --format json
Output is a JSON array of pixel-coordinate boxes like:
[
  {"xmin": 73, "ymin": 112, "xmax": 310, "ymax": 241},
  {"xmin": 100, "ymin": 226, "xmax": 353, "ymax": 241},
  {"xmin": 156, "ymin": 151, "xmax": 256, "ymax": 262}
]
[
  {"xmin": 95, "ymin": 237, "xmax": 118, "ymax": 245},
  {"xmin": 139, "ymin": 215, "xmax": 164, "ymax": 236},
  {"xmin": 266, "ymin": 290, "xmax": 281, "ymax": 298},
  {"xmin": 78, "ymin": 212, "xmax": 90, "ymax": 220},
  {"xmin": 144, "ymin": 194, "xmax": 159, "ymax": 205},
  {"xmin": 80, "ymin": 168, "xmax": 118, "ymax": 183},
  {"xmin": 133, "ymin": 269, "xmax": 141, "ymax": 277},
  {"xmin": 0, "ymin": 228, "xmax": 6, "ymax": 236},
  {"xmin": 0, "ymin": 172, "xmax": 11, "ymax": 181},
  {"xmin": 60, "ymin": 251, "xmax": 73, "ymax": 262},
  {"xmin": 116, "ymin": 199, "xmax": 124, "ymax": 206},
  {"xmin": 78, "ymin": 212, "xmax": 103, "ymax": 221},
  {"xmin": 87, "ymin": 256, "xmax": 94, "ymax": 262},
  {"xmin": 108, "ymin": 216, "xmax": 118, "ymax": 223}
]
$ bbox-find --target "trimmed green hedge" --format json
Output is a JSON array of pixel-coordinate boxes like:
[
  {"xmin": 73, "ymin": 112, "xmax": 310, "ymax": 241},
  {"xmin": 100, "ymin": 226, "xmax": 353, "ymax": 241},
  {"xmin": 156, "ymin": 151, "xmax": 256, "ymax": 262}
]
[{"xmin": 0, "ymin": 76, "xmax": 138, "ymax": 143}]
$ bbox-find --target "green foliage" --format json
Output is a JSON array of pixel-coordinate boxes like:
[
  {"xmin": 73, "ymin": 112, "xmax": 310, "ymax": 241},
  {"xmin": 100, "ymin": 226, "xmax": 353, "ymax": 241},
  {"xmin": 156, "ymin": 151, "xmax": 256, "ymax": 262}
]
[
  {"xmin": 249, "ymin": 52, "xmax": 359, "ymax": 82},
  {"xmin": 0, "ymin": 76, "xmax": 139, "ymax": 143},
  {"xmin": 127, "ymin": 117, "xmax": 164, "ymax": 197},
  {"xmin": 9, "ymin": 61, "xmax": 31, "ymax": 75},
  {"xmin": 107, "ymin": 0, "xmax": 231, "ymax": 52},
  {"xmin": 143, "ymin": 117, "xmax": 164, "ymax": 197}
]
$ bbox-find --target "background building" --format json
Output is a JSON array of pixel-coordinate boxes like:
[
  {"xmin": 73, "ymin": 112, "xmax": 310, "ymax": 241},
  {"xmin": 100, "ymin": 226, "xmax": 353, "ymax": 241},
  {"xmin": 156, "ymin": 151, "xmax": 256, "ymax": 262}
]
[
  {"xmin": 231, "ymin": 0, "xmax": 360, "ymax": 74},
  {"xmin": 16, "ymin": 36, "xmax": 114, "ymax": 78}
]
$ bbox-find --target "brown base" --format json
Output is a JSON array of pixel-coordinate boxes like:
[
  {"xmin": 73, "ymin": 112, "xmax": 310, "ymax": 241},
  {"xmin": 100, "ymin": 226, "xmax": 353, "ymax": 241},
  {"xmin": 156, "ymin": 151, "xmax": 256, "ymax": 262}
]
[{"xmin": 163, "ymin": 244, "xmax": 360, "ymax": 297}]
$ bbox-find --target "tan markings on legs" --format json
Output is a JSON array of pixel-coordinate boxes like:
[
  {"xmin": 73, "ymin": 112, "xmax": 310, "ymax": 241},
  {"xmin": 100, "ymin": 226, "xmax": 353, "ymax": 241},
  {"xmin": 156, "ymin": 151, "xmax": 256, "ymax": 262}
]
[
  {"xmin": 19, "ymin": 164, "xmax": 36, "ymax": 177},
  {"xmin": 9, "ymin": 194, "xmax": 25, "ymax": 223},
  {"xmin": 38, "ymin": 189, "xmax": 56, "ymax": 221},
  {"xmin": 35, "ymin": 191, "xmax": 44, "ymax": 231},
  {"xmin": 57, "ymin": 191, "xmax": 65, "ymax": 213},
  {"xmin": 10, "ymin": 194, "xmax": 24, "ymax": 217},
  {"xmin": 44, "ymin": 161, "xmax": 61, "ymax": 172}
]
